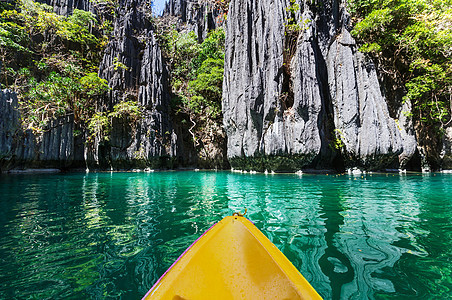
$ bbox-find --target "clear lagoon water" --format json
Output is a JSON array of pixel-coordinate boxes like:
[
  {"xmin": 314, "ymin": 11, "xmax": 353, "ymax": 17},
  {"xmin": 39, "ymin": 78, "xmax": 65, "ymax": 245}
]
[{"xmin": 0, "ymin": 171, "xmax": 451, "ymax": 299}]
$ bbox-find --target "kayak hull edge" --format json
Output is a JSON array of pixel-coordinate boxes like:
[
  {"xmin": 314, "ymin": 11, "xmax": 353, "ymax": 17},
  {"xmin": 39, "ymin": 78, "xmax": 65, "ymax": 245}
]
[{"xmin": 143, "ymin": 215, "xmax": 322, "ymax": 299}]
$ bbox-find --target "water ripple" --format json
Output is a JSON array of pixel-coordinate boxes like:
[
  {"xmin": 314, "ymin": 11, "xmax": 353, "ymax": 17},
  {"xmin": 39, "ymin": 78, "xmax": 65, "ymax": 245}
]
[{"xmin": 0, "ymin": 172, "xmax": 451, "ymax": 299}]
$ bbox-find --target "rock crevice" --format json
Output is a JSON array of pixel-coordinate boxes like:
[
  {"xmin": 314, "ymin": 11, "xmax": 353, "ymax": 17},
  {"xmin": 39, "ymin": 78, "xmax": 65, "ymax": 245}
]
[
  {"xmin": 0, "ymin": 89, "xmax": 79, "ymax": 171},
  {"xmin": 223, "ymin": 0, "xmax": 416, "ymax": 171},
  {"xmin": 93, "ymin": 0, "xmax": 178, "ymax": 169}
]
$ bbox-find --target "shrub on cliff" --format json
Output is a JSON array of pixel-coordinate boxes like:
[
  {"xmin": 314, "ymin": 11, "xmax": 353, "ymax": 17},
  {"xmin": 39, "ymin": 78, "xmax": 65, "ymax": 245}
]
[
  {"xmin": 188, "ymin": 58, "xmax": 224, "ymax": 119},
  {"xmin": 0, "ymin": 0, "xmax": 112, "ymax": 133},
  {"xmin": 349, "ymin": 0, "xmax": 451, "ymax": 164},
  {"xmin": 156, "ymin": 23, "xmax": 226, "ymax": 161},
  {"xmin": 158, "ymin": 27, "xmax": 225, "ymax": 121},
  {"xmin": 350, "ymin": 0, "xmax": 451, "ymax": 131}
]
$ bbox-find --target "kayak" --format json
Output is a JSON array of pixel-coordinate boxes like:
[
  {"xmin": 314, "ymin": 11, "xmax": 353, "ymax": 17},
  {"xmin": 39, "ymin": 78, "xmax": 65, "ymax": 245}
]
[{"xmin": 143, "ymin": 214, "xmax": 322, "ymax": 299}]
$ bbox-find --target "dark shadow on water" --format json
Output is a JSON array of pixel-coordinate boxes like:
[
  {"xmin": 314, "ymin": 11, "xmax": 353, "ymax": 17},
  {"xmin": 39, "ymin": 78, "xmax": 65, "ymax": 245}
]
[{"xmin": 318, "ymin": 190, "xmax": 354, "ymax": 299}]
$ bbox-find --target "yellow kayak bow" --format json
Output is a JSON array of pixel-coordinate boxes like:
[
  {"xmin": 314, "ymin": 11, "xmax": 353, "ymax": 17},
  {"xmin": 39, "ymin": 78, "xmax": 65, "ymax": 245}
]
[{"xmin": 143, "ymin": 215, "xmax": 322, "ymax": 299}]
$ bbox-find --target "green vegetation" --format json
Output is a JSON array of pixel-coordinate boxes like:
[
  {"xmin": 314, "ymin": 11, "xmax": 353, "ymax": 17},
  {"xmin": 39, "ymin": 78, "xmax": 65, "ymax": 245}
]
[
  {"xmin": 349, "ymin": 0, "xmax": 452, "ymax": 134},
  {"xmin": 87, "ymin": 101, "xmax": 142, "ymax": 142},
  {"xmin": 331, "ymin": 129, "xmax": 345, "ymax": 150},
  {"xmin": 282, "ymin": 0, "xmax": 304, "ymax": 110},
  {"xmin": 158, "ymin": 25, "xmax": 225, "ymax": 154},
  {"xmin": 0, "ymin": 0, "xmax": 117, "ymax": 136},
  {"xmin": 188, "ymin": 58, "xmax": 224, "ymax": 118}
]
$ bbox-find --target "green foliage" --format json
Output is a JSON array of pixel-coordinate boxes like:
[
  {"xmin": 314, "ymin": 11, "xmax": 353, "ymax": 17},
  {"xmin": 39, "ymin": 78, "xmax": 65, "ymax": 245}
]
[
  {"xmin": 286, "ymin": 0, "xmax": 300, "ymax": 14},
  {"xmin": 59, "ymin": 9, "xmax": 98, "ymax": 45},
  {"xmin": 159, "ymin": 27, "xmax": 225, "ymax": 119},
  {"xmin": 87, "ymin": 112, "xmax": 110, "ymax": 142},
  {"xmin": 20, "ymin": 72, "xmax": 75, "ymax": 129},
  {"xmin": 358, "ymin": 42, "xmax": 381, "ymax": 53},
  {"xmin": 350, "ymin": 0, "xmax": 452, "ymax": 130},
  {"xmin": 0, "ymin": 0, "xmax": 114, "ymax": 135},
  {"xmin": 18, "ymin": 69, "xmax": 109, "ymax": 130},
  {"xmin": 331, "ymin": 129, "xmax": 345, "ymax": 150},
  {"xmin": 0, "ymin": 21, "xmax": 29, "ymax": 53},
  {"xmin": 109, "ymin": 101, "xmax": 142, "ymax": 121},
  {"xmin": 87, "ymin": 101, "xmax": 142, "ymax": 142},
  {"xmin": 10, "ymin": 0, "xmax": 61, "ymax": 33},
  {"xmin": 285, "ymin": 0, "xmax": 302, "ymax": 33},
  {"xmin": 167, "ymin": 30, "xmax": 201, "ymax": 80},
  {"xmin": 188, "ymin": 58, "xmax": 223, "ymax": 118},
  {"xmin": 155, "ymin": 25, "xmax": 225, "ymax": 150},
  {"xmin": 352, "ymin": 8, "xmax": 393, "ymax": 43},
  {"xmin": 193, "ymin": 28, "xmax": 225, "ymax": 70},
  {"xmin": 1, "ymin": 1, "xmax": 98, "ymax": 47},
  {"xmin": 79, "ymin": 72, "xmax": 109, "ymax": 97},
  {"xmin": 113, "ymin": 56, "xmax": 128, "ymax": 71}
]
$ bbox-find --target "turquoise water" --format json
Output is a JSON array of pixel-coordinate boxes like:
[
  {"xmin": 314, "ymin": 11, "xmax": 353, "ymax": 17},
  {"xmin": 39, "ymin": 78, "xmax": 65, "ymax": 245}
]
[{"xmin": 0, "ymin": 171, "xmax": 451, "ymax": 299}]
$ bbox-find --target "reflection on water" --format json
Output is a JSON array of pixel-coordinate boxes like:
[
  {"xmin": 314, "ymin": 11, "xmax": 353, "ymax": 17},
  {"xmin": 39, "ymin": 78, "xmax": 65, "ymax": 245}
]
[{"xmin": 0, "ymin": 172, "xmax": 451, "ymax": 299}]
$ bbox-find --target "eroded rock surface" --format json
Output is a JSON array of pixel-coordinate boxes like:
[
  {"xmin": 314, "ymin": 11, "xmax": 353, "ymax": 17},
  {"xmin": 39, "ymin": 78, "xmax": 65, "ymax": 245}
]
[
  {"xmin": 95, "ymin": 0, "xmax": 178, "ymax": 169},
  {"xmin": 327, "ymin": 28, "xmax": 405, "ymax": 169},
  {"xmin": 223, "ymin": 0, "xmax": 416, "ymax": 171},
  {"xmin": 441, "ymin": 126, "xmax": 452, "ymax": 170},
  {"xmin": 0, "ymin": 89, "xmax": 77, "ymax": 171},
  {"xmin": 163, "ymin": 0, "xmax": 224, "ymax": 41},
  {"xmin": 39, "ymin": 0, "xmax": 93, "ymax": 16}
]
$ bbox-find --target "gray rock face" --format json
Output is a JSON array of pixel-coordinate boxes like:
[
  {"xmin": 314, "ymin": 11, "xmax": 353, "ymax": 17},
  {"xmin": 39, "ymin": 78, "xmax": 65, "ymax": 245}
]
[
  {"xmin": 40, "ymin": 115, "xmax": 75, "ymax": 163},
  {"xmin": 223, "ymin": 0, "xmax": 333, "ymax": 171},
  {"xmin": 327, "ymin": 28, "xmax": 406, "ymax": 168},
  {"xmin": 223, "ymin": 0, "xmax": 328, "ymax": 171},
  {"xmin": 99, "ymin": 0, "xmax": 153, "ymax": 105},
  {"xmin": 223, "ymin": 0, "xmax": 416, "ymax": 171},
  {"xmin": 0, "ymin": 89, "xmax": 77, "ymax": 171},
  {"xmin": 163, "ymin": 0, "xmax": 224, "ymax": 41},
  {"xmin": 395, "ymin": 100, "xmax": 418, "ymax": 169},
  {"xmin": 0, "ymin": 90, "xmax": 21, "ymax": 161},
  {"xmin": 441, "ymin": 126, "xmax": 452, "ymax": 170},
  {"xmin": 163, "ymin": 0, "xmax": 186, "ymax": 19},
  {"xmin": 39, "ymin": 0, "xmax": 93, "ymax": 16},
  {"xmin": 96, "ymin": 0, "xmax": 177, "ymax": 169}
]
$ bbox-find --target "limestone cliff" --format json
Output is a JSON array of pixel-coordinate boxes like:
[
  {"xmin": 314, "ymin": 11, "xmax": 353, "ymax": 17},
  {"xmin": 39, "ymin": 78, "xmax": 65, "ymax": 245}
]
[
  {"xmin": 2, "ymin": 0, "xmax": 450, "ymax": 172},
  {"xmin": 1, "ymin": 0, "xmax": 180, "ymax": 171},
  {"xmin": 0, "ymin": 89, "xmax": 80, "ymax": 170},
  {"xmin": 222, "ymin": 0, "xmax": 417, "ymax": 171},
  {"xmin": 163, "ymin": 0, "xmax": 225, "ymax": 42},
  {"xmin": 95, "ymin": 0, "xmax": 179, "ymax": 169},
  {"xmin": 39, "ymin": 0, "xmax": 93, "ymax": 16}
]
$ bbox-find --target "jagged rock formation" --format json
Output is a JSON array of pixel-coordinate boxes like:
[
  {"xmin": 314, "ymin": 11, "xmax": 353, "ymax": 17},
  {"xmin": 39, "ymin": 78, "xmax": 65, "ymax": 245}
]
[
  {"xmin": 327, "ymin": 28, "xmax": 408, "ymax": 169},
  {"xmin": 0, "ymin": 89, "xmax": 79, "ymax": 170},
  {"xmin": 0, "ymin": 90, "xmax": 21, "ymax": 161},
  {"xmin": 163, "ymin": 0, "xmax": 225, "ymax": 42},
  {"xmin": 39, "ymin": 0, "xmax": 92, "ymax": 15},
  {"xmin": 441, "ymin": 126, "xmax": 452, "ymax": 169},
  {"xmin": 1, "ymin": 0, "xmax": 180, "ymax": 171},
  {"xmin": 222, "ymin": 0, "xmax": 417, "ymax": 171},
  {"xmin": 2, "ymin": 0, "xmax": 449, "ymax": 172},
  {"xmin": 94, "ymin": 0, "xmax": 179, "ymax": 169}
]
